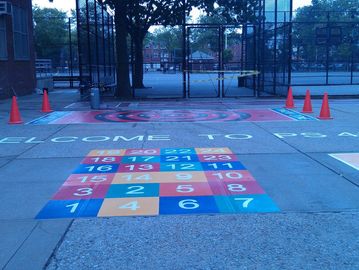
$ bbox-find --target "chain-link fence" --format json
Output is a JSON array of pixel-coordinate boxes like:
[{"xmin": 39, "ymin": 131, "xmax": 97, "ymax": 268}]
[
  {"xmin": 34, "ymin": 15, "xmax": 79, "ymax": 89},
  {"xmin": 77, "ymin": 0, "xmax": 116, "ymax": 96}
]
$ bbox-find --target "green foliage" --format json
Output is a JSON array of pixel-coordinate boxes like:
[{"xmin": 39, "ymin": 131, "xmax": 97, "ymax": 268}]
[
  {"xmin": 197, "ymin": 0, "xmax": 261, "ymax": 24},
  {"xmin": 293, "ymin": 0, "xmax": 359, "ymax": 64},
  {"xmin": 149, "ymin": 27, "xmax": 182, "ymax": 57},
  {"xmin": 104, "ymin": 0, "xmax": 259, "ymax": 39},
  {"xmin": 33, "ymin": 6, "xmax": 69, "ymax": 66},
  {"xmin": 190, "ymin": 14, "xmax": 242, "ymax": 53}
]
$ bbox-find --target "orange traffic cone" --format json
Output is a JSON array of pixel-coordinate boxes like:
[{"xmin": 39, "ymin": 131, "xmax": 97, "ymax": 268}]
[
  {"xmin": 8, "ymin": 96, "xmax": 23, "ymax": 124},
  {"xmin": 42, "ymin": 89, "xmax": 53, "ymax": 113},
  {"xmin": 285, "ymin": 86, "xmax": 295, "ymax": 108},
  {"xmin": 318, "ymin": 93, "xmax": 332, "ymax": 120},
  {"xmin": 302, "ymin": 89, "xmax": 313, "ymax": 113}
]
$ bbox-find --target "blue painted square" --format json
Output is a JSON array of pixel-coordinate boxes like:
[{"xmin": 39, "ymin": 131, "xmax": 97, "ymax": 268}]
[
  {"xmin": 106, "ymin": 183, "xmax": 159, "ymax": 198},
  {"xmin": 160, "ymin": 148, "xmax": 196, "ymax": 155},
  {"xmin": 36, "ymin": 199, "xmax": 103, "ymax": 219},
  {"xmin": 73, "ymin": 164, "xmax": 119, "ymax": 174},
  {"xmin": 160, "ymin": 155, "xmax": 199, "ymax": 163},
  {"xmin": 159, "ymin": 196, "xmax": 219, "ymax": 214},
  {"xmin": 201, "ymin": 162, "xmax": 245, "ymax": 171},
  {"xmin": 272, "ymin": 108, "xmax": 317, "ymax": 121},
  {"xmin": 121, "ymin": 156, "xmax": 161, "ymax": 163},
  {"xmin": 216, "ymin": 194, "xmax": 279, "ymax": 213},
  {"xmin": 160, "ymin": 162, "xmax": 203, "ymax": 171},
  {"xmin": 27, "ymin": 111, "xmax": 71, "ymax": 125}
]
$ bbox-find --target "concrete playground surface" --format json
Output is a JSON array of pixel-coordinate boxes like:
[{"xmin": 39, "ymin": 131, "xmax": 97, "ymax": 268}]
[{"xmin": 0, "ymin": 90, "xmax": 359, "ymax": 269}]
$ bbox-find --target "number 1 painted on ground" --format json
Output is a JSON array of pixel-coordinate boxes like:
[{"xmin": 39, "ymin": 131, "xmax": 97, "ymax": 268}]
[{"xmin": 66, "ymin": 203, "xmax": 79, "ymax": 213}]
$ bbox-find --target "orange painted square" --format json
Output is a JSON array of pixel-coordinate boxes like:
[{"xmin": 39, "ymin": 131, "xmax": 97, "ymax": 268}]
[
  {"xmin": 98, "ymin": 197, "xmax": 159, "ymax": 217},
  {"xmin": 112, "ymin": 172, "xmax": 159, "ymax": 184},
  {"xmin": 113, "ymin": 171, "xmax": 207, "ymax": 184},
  {"xmin": 195, "ymin": 147, "xmax": 233, "ymax": 155},
  {"xmin": 155, "ymin": 172, "xmax": 208, "ymax": 183},
  {"xmin": 87, "ymin": 149, "xmax": 126, "ymax": 157}
]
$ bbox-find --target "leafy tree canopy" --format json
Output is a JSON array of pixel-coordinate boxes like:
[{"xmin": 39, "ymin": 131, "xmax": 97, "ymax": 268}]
[
  {"xmin": 293, "ymin": 0, "xmax": 359, "ymax": 64},
  {"xmin": 33, "ymin": 6, "xmax": 69, "ymax": 66}
]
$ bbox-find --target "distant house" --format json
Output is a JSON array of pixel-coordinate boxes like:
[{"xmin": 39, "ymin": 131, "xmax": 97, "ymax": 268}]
[
  {"xmin": 0, "ymin": 0, "xmax": 36, "ymax": 99},
  {"xmin": 143, "ymin": 43, "xmax": 169, "ymax": 71},
  {"xmin": 189, "ymin": 51, "xmax": 216, "ymax": 70}
]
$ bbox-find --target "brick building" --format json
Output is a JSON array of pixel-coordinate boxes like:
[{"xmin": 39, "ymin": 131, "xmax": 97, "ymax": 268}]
[
  {"xmin": 143, "ymin": 43, "xmax": 169, "ymax": 71},
  {"xmin": 0, "ymin": 0, "xmax": 36, "ymax": 99}
]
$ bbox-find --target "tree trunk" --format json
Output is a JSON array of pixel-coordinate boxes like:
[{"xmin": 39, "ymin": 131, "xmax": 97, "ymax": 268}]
[
  {"xmin": 132, "ymin": 30, "xmax": 146, "ymax": 89},
  {"xmin": 114, "ymin": 2, "xmax": 132, "ymax": 98}
]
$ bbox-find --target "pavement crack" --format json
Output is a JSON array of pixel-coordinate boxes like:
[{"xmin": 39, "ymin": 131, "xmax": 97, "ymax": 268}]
[
  {"xmin": 3, "ymin": 222, "xmax": 38, "ymax": 269},
  {"xmin": 0, "ymin": 125, "xmax": 71, "ymax": 170},
  {"xmin": 43, "ymin": 219, "xmax": 75, "ymax": 270},
  {"xmin": 253, "ymin": 122, "xmax": 359, "ymax": 189}
]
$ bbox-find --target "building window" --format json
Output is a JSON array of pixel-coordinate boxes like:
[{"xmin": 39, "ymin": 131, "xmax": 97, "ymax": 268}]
[
  {"xmin": 12, "ymin": 6, "xmax": 29, "ymax": 60},
  {"xmin": 0, "ymin": 16, "xmax": 6, "ymax": 60}
]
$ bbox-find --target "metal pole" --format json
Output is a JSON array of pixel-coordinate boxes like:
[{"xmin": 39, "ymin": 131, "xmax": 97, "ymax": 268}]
[
  {"xmin": 260, "ymin": 0, "xmax": 266, "ymax": 97},
  {"xmin": 101, "ymin": 5, "xmax": 106, "ymax": 77},
  {"xmin": 69, "ymin": 17, "xmax": 74, "ymax": 88},
  {"xmin": 110, "ymin": 17, "xmax": 115, "ymax": 81},
  {"xmin": 182, "ymin": 0, "xmax": 187, "ymax": 98},
  {"xmin": 187, "ymin": 27, "xmax": 191, "ymax": 98},
  {"xmin": 85, "ymin": 0, "xmax": 92, "ymax": 84},
  {"xmin": 350, "ymin": 20, "xmax": 354, "ymax": 85},
  {"xmin": 75, "ymin": 0, "xmax": 83, "ymax": 86},
  {"xmin": 288, "ymin": 0, "xmax": 293, "ymax": 88},
  {"xmin": 273, "ymin": 0, "xmax": 278, "ymax": 95},
  {"xmin": 220, "ymin": 26, "xmax": 224, "ymax": 97},
  {"xmin": 93, "ymin": 0, "xmax": 100, "ymax": 85},
  {"xmin": 253, "ymin": 25, "xmax": 257, "ymax": 97},
  {"xmin": 106, "ymin": 12, "xmax": 111, "ymax": 77},
  {"xmin": 217, "ymin": 26, "xmax": 221, "ymax": 98},
  {"xmin": 326, "ymin": 11, "xmax": 330, "ymax": 85}
]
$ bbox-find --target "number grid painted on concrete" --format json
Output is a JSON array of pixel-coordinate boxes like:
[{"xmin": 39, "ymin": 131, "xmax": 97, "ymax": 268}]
[{"xmin": 36, "ymin": 148, "xmax": 279, "ymax": 219}]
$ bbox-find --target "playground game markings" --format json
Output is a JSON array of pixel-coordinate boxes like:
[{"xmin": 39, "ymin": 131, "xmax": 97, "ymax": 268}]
[
  {"xmin": 28, "ymin": 108, "xmax": 316, "ymax": 124},
  {"xmin": 329, "ymin": 153, "xmax": 359, "ymax": 171},
  {"xmin": 36, "ymin": 147, "xmax": 279, "ymax": 219}
]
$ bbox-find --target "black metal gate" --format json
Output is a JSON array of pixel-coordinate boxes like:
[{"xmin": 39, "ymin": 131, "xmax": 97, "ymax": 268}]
[{"xmin": 184, "ymin": 24, "xmax": 258, "ymax": 98}]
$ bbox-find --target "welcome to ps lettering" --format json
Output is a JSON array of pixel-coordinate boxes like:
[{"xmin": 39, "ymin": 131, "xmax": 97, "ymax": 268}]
[{"xmin": 0, "ymin": 132, "xmax": 358, "ymax": 144}]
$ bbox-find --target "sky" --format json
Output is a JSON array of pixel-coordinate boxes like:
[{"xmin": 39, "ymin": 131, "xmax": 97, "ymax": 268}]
[{"xmin": 32, "ymin": 0, "xmax": 313, "ymax": 15}]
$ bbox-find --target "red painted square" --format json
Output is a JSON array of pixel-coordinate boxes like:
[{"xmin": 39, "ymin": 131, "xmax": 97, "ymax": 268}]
[
  {"xmin": 118, "ymin": 163, "xmax": 160, "ymax": 172},
  {"xmin": 52, "ymin": 184, "xmax": 110, "ymax": 200},
  {"xmin": 159, "ymin": 182, "xmax": 213, "ymax": 197},
  {"xmin": 208, "ymin": 181, "xmax": 227, "ymax": 195},
  {"xmin": 63, "ymin": 174, "xmax": 115, "ymax": 186},
  {"xmin": 81, "ymin": 156, "xmax": 122, "ymax": 164},
  {"xmin": 205, "ymin": 170, "xmax": 256, "ymax": 182},
  {"xmin": 237, "ymin": 109, "xmax": 292, "ymax": 121},
  {"xmin": 210, "ymin": 181, "xmax": 265, "ymax": 195},
  {"xmin": 225, "ymin": 181, "xmax": 265, "ymax": 195},
  {"xmin": 198, "ymin": 154, "xmax": 239, "ymax": 162},
  {"xmin": 124, "ymin": 149, "xmax": 160, "ymax": 156}
]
